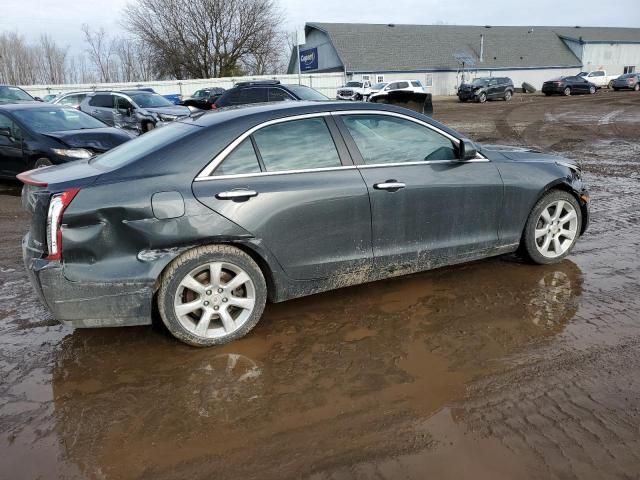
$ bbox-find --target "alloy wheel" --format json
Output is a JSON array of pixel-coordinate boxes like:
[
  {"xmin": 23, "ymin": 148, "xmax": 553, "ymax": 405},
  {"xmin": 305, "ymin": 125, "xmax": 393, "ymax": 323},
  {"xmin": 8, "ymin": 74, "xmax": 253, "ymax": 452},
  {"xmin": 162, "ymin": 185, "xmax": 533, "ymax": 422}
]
[
  {"xmin": 534, "ymin": 200, "xmax": 579, "ymax": 258},
  {"xmin": 174, "ymin": 261, "xmax": 256, "ymax": 339}
]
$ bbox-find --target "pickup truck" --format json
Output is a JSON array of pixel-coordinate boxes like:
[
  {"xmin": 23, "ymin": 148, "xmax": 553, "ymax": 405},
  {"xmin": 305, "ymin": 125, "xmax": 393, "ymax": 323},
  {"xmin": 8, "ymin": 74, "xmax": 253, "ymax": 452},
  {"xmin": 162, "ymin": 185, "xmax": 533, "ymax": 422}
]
[
  {"xmin": 578, "ymin": 70, "xmax": 619, "ymax": 89},
  {"xmin": 336, "ymin": 81, "xmax": 371, "ymax": 101}
]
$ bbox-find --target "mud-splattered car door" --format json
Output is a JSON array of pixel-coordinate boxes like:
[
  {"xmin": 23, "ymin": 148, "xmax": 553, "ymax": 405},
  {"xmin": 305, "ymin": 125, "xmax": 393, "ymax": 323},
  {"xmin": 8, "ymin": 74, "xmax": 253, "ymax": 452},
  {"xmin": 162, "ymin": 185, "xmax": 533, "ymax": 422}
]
[
  {"xmin": 192, "ymin": 114, "xmax": 373, "ymax": 281},
  {"xmin": 336, "ymin": 112, "xmax": 503, "ymax": 271}
]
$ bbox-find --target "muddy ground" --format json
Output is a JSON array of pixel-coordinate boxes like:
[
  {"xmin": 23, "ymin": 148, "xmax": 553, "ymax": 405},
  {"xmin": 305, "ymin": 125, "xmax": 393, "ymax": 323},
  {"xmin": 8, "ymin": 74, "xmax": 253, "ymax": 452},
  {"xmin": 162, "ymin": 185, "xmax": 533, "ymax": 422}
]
[{"xmin": 1, "ymin": 91, "xmax": 639, "ymax": 479}]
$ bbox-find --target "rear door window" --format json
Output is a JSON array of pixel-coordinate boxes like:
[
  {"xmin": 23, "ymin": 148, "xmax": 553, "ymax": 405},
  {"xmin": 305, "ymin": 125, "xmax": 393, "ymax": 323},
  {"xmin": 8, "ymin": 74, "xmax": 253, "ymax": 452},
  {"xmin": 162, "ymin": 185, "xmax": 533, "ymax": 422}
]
[
  {"xmin": 89, "ymin": 94, "xmax": 113, "ymax": 108},
  {"xmin": 213, "ymin": 139, "xmax": 261, "ymax": 176},
  {"xmin": 397, "ymin": 82, "xmax": 409, "ymax": 89},
  {"xmin": 253, "ymin": 117, "xmax": 341, "ymax": 172},
  {"xmin": 58, "ymin": 94, "xmax": 85, "ymax": 106}
]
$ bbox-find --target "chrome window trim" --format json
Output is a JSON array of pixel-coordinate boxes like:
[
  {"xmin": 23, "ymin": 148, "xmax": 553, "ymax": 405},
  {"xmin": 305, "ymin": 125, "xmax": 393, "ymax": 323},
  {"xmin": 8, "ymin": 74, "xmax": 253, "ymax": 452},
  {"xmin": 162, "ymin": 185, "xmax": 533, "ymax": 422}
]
[
  {"xmin": 196, "ymin": 112, "xmax": 334, "ymax": 179},
  {"xmin": 194, "ymin": 165, "xmax": 358, "ymax": 181},
  {"xmin": 195, "ymin": 109, "xmax": 487, "ymax": 181}
]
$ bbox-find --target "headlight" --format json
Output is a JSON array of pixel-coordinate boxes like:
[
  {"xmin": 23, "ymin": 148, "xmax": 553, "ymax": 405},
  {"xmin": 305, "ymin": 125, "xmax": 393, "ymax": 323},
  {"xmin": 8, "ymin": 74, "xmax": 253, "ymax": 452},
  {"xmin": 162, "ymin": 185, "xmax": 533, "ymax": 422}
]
[
  {"xmin": 51, "ymin": 148, "xmax": 93, "ymax": 159},
  {"xmin": 159, "ymin": 114, "xmax": 178, "ymax": 122}
]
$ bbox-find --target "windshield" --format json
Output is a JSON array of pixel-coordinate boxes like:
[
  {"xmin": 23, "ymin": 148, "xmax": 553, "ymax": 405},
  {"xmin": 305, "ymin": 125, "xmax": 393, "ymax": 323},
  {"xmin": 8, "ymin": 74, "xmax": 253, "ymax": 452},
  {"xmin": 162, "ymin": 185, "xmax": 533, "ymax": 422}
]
[
  {"xmin": 128, "ymin": 93, "xmax": 174, "ymax": 108},
  {"xmin": 285, "ymin": 85, "xmax": 328, "ymax": 101},
  {"xmin": 90, "ymin": 122, "xmax": 194, "ymax": 169},
  {"xmin": 345, "ymin": 82, "xmax": 363, "ymax": 87},
  {"xmin": 578, "ymin": 72, "xmax": 588, "ymax": 77},
  {"xmin": 471, "ymin": 78, "xmax": 489, "ymax": 86},
  {"xmin": 193, "ymin": 90, "xmax": 209, "ymax": 98},
  {"xmin": 371, "ymin": 83, "xmax": 386, "ymax": 90},
  {"xmin": 0, "ymin": 86, "xmax": 34, "ymax": 102},
  {"xmin": 13, "ymin": 107, "xmax": 106, "ymax": 132}
]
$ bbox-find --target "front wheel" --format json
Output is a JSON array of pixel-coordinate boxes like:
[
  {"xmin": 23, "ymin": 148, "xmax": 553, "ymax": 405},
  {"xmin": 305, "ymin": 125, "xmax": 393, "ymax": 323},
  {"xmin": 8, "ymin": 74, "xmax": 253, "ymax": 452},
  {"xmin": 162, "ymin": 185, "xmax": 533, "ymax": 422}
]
[
  {"xmin": 634, "ymin": 84, "xmax": 640, "ymax": 92},
  {"xmin": 608, "ymin": 80, "xmax": 614, "ymax": 89},
  {"xmin": 520, "ymin": 190, "xmax": 582, "ymax": 265},
  {"xmin": 34, "ymin": 158, "xmax": 53, "ymax": 168},
  {"xmin": 589, "ymin": 86, "xmax": 596, "ymax": 94},
  {"xmin": 477, "ymin": 92, "xmax": 487, "ymax": 103},
  {"xmin": 504, "ymin": 90, "xmax": 512, "ymax": 101},
  {"xmin": 158, "ymin": 245, "xmax": 267, "ymax": 347}
]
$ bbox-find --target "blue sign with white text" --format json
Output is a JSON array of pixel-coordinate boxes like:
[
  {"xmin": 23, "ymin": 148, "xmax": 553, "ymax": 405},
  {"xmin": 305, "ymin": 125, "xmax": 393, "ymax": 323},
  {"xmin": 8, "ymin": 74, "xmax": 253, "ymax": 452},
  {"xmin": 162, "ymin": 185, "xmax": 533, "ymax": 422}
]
[{"xmin": 299, "ymin": 47, "xmax": 318, "ymax": 71}]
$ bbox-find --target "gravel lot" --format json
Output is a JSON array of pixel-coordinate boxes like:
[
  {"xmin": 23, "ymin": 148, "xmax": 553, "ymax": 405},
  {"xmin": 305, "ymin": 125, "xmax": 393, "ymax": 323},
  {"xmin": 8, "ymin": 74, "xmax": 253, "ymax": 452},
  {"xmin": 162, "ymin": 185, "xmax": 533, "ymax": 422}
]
[{"xmin": 1, "ymin": 91, "xmax": 639, "ymax": 479}]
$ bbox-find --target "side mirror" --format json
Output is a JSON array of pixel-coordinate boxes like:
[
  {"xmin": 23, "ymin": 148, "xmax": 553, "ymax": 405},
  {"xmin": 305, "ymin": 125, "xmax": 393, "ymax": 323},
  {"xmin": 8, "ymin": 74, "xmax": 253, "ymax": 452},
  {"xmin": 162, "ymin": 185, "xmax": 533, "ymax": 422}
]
[
  {"xmin": 459, "ymin": 139, "xmax": 478, "ymax": 161},
  {"xmin": 34, "ymin": 96, "xmax": 43, "ymax": 102},
  {"xmin": 0, "ymin": 127, "xmax": 10, "ymax": 138}
]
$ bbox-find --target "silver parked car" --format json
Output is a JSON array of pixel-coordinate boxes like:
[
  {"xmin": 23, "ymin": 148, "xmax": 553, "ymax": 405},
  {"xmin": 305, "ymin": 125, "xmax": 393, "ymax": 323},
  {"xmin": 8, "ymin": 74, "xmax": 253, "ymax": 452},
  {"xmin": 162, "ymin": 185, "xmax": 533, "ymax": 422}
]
[{"xmin": 612, "ymin": 73, "xmax": 640, "ymax": 91}]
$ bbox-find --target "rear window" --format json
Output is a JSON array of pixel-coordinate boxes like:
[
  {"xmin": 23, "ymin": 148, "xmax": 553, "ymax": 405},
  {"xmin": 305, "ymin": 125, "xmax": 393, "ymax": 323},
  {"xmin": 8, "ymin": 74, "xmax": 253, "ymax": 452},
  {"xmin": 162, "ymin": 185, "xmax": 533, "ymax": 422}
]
[
  {"xmin": 90, "ymin": 122, "xmax": 193, "ymax": 170},
  {"xmin": 239, "ymin": 88, "xmax": 268, "ymax": 104},
  {"xmin": 89, "ymin": 94, "xmax": 113, "ymax": 108}
]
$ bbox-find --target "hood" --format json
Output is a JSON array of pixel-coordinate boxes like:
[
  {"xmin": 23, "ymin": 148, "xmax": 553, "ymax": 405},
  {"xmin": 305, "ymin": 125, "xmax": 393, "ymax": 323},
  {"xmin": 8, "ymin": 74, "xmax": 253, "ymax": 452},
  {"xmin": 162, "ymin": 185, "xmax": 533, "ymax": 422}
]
[
  {"xmin": 143, "ymin": 105, "xmax": 191, "ymax": 116},
  {"xmin": 43, "ymin": 128, "xmax": 133, "ymax": 152},
  {"xmin": 479, "ymin": 143, "xmax": 570, "ymax": 163}
]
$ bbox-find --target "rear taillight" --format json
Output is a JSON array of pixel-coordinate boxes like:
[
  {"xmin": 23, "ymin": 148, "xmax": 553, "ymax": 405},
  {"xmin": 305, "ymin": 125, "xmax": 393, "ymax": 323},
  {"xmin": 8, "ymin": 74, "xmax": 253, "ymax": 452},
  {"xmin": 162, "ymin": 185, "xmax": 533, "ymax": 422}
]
[
  {"xmin": 46, "ymin": 188, "xmax": 80, "ymax": 261},
  {"xmin": 210, "ymin": 103, "xmax": 217, "ymax": 110}
]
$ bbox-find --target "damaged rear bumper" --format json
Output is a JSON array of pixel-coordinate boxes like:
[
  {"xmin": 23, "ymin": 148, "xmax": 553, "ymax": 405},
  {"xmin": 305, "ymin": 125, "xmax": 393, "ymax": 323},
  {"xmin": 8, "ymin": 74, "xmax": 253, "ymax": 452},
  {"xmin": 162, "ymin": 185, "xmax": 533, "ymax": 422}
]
[{"xmin": 22, "ymin": 234, "xmax": 154, "ymax": 328}]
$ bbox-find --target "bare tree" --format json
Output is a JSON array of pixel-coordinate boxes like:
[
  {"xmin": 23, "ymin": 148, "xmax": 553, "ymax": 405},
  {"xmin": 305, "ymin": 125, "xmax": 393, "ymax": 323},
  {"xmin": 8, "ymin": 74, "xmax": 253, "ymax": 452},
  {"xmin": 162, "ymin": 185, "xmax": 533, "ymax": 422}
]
[
  {"xmin": 37, "ymin": 34, "xmax": 68, "ymax": 84},
  {"xmin": 123, "ymin": 0, "xmax": 284, "ymax": 79},
  {"xmin": 81, "ymin": 24, "xmax": 117, "ymax": 82}
]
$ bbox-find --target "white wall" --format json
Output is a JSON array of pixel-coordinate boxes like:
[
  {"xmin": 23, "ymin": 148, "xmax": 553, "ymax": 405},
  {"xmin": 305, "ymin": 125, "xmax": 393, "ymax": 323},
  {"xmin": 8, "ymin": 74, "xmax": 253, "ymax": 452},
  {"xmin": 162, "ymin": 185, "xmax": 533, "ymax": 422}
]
[
  {"xmin": 582, "ymin": 43, "xmax": 640, "ymax": 76},
  {"xmin": 352, "ymin": 68, "xmax": 582, "ymax": 96},
  {"xmin": 22, "ymin": 72, "xmax": 347, "ymax": 100}
]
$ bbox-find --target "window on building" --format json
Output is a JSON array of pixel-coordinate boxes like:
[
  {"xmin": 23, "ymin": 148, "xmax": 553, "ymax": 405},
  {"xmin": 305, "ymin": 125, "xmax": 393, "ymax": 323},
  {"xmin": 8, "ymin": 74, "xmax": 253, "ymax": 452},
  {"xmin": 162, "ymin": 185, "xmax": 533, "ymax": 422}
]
[
  {"xmin": 376, "ymin": 75, "xmax": 384, "ymax": 83},
  {"xmin": 624, "ymin": 66, "xmax": 636, "ymax": 74},
  {"xmin": 362, "ymin": 75, "xmax": 371, "ymax": 82},
  {"xmin": 424, "ymin": 74, "xmax": 433, "ymax": 87}
]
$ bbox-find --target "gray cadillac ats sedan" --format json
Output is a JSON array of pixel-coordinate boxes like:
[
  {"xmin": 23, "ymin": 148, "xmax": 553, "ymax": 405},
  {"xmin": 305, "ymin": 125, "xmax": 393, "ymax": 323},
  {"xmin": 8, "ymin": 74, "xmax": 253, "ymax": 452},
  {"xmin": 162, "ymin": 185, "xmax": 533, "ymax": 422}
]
[{"xmin": 19, "ymin": 101, "xmax": 589, "ymax": 346}]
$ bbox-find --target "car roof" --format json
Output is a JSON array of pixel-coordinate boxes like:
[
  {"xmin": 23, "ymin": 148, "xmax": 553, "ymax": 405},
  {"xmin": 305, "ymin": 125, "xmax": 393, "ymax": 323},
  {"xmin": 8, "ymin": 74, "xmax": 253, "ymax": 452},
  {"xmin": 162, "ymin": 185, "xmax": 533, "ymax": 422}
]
[
  {"xmin": 182, "ymin": 100, "xmax": 443, "ymax": 131},
  {"xmin": 0, "ymin": 102, "xmax": 70, "ymax": 111},
  {"xmin": 120, "ymin": 90, "xmax": 155, "ymax": 95}
]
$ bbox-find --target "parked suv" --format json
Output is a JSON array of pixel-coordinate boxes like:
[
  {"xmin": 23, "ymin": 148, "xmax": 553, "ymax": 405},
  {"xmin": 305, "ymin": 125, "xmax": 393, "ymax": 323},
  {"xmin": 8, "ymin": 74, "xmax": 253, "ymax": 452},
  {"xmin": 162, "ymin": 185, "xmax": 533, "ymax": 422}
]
[
  {"xmin": 80, "ymin": 90, "xmax": 191, "ymax": 133},
  {"xmin": 214, "ymin": 80, "xmax": 328, "ymax": 108},
  {"xmin": 336, "ymin": 81, "xmax": 372, "ymax": 101},
  {"xmin": 368, "ymin": 80, "xmax": 425, "ymax": 102},
  {"xmin": 458, "ymin": 77, "xmax": 514, "ymax": 103}
]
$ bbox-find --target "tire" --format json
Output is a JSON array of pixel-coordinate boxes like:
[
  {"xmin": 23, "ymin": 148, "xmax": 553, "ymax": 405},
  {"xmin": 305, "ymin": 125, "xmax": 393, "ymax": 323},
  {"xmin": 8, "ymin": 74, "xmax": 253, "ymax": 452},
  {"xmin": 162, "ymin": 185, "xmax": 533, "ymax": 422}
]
[
  {"xmin": 477, "ymin": 92, "xmax": 487, "ymax": 103},
  {"xmin": 608, "ymin": 80, "xmax": 614, "ymax": 89},
  {"xmin": 522, "ymin": 82, "xmax": 536, "ymax": 94},
  {"xmin": 563, "ymin": 87, "xmax": 571, "ymax": 96},
  {"xmin": 504, "ymin": 90, "xmax": 513, "ymax": 101},
  {"xmin": 143, "ymin": 121, "xmax": 156, "ymax": 133},
  {"xmin": 635, "ymin": 84, "xmax": 640, "ymax": 92},
  {"xmin": 158, "ymin": 244, "xmax": 267, "ymax": 347},
  {"xmin": 520, "ymin": 190, "xmax": 582, "ymax": 265},
  {"xmin": 354, "ymin": 93, "xmax": 363, "ymax": 101},
  {"xmin": 589, "ymin": 86, "xmax": 596, "ymax": 94},
  {"xmin": 34, "ymin": 158, "xmax": 52, "ymax": 168}
]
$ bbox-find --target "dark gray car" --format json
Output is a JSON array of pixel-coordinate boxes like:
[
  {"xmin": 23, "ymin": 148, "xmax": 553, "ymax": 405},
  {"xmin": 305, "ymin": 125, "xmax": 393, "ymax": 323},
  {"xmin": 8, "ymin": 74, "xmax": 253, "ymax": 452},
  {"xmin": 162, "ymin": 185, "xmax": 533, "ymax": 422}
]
[
  {"xmin": 19, "ymin": 101, "xmax": 589, "ymax": 346},
  {"xmin": 79, "ymin": 90, "xmax": 191, "ymax": 133},
  {"xmin": 612, "ymin": 73, "xmax": 640, "ymax": 91}
]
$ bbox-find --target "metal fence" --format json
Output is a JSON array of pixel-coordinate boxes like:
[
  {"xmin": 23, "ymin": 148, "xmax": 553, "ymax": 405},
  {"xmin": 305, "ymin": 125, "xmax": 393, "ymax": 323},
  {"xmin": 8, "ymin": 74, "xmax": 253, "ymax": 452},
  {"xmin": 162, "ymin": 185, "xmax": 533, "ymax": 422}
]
[{"xmin": 21, "ymin": 72, "xmax": 347, "ymax": 100}]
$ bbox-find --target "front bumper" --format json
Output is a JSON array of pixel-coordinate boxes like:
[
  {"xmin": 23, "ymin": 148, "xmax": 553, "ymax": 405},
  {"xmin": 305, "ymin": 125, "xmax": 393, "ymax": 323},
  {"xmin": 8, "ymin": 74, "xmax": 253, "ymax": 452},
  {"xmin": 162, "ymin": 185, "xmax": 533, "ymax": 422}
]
[
  {"xmin": 22, "ymin": 233, "xmax": 154, "ymax": 328},
  {"xmin": 457, "ymin": 90, "xmax": 478, "ymax": 100}
]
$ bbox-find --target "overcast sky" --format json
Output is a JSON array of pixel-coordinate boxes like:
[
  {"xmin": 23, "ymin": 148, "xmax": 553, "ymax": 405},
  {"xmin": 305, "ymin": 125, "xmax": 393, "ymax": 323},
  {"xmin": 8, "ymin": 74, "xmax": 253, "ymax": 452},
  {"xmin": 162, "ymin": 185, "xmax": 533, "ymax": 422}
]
[{"xmin": 1, "ymin": 0, "xmax": 638, "ymax": 53}]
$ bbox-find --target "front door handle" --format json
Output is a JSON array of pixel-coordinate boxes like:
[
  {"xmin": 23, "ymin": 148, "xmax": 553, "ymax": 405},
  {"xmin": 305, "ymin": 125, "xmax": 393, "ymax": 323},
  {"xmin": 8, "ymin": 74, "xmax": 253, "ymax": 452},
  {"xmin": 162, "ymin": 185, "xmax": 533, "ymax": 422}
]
[
  {"xmin": 374, "ymin": 181, "xmax": 406, "ymax": 192},
  {"xmin": 216, "ymin": 190, "xmax": 258, "ymax": 200}
]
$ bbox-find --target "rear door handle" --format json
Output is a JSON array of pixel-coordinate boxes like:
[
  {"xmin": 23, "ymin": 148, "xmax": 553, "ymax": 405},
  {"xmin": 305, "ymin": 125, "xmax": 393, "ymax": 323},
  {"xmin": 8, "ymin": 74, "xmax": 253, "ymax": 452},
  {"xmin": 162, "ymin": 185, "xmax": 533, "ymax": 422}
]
[
  {"xmin": 374, "ymin": 181, "xmax": 406, "ymax": 191},
  {"xmin": 216, "ymin": 190, "xmax": 258, "ymax": 200}
]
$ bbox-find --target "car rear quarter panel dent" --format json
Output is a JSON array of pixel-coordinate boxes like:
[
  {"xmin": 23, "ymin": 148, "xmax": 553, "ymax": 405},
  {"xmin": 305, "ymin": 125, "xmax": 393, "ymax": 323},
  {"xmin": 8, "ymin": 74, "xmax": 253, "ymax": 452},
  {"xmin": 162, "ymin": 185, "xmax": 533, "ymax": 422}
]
[{"xmin": 61, "ymin": 181, "xmax": 253, "ymax": 285}]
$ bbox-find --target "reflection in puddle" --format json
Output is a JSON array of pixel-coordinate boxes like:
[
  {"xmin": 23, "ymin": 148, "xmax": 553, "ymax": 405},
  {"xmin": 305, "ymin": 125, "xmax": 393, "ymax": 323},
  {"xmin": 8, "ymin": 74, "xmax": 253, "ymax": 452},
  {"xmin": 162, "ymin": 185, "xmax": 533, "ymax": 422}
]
[{"xmin": 51, "ymin": 259, "xmax": 582, "ymax": 479}]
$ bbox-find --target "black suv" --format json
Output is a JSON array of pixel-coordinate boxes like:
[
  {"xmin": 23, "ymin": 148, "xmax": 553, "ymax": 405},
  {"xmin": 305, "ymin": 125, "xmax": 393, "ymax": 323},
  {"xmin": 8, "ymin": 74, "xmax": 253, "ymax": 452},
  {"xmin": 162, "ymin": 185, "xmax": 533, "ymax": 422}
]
[
  {"xmin": 182, "ymin": 87, "xmax": 226, "ymax": 110},
  {"xmin": 213, "ymin": 80, "xmax": 328, "ymax": 108},
  {"xmin": 458, "ymin": 77, "xmax": 514, "ymax": 103}
]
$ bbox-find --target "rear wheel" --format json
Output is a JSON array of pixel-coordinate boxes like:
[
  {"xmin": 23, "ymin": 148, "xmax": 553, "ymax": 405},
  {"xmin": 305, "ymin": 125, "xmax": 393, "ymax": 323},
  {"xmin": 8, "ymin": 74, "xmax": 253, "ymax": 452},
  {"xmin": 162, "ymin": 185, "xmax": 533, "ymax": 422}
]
[
  {"xmin": 563, "ymin": 87, "xmax": 571, "ymax": 96},
  {"xmin": 520, "ymin": 190, "xmax": 582, "ymax": 265},
  {"xmin": 34, "ymin": 158, "xmax": 52, "ymax": 168},
  {"xmin": 608, "ymin": 80, "xmax": 614, "ymax": 89},
  {"xmin": 158, "ymin": 245, "xmax": 267, "ymax": 347},
  {"xmin": 634, "ymin": 84, "xmax": 640, "ymax": 92}
]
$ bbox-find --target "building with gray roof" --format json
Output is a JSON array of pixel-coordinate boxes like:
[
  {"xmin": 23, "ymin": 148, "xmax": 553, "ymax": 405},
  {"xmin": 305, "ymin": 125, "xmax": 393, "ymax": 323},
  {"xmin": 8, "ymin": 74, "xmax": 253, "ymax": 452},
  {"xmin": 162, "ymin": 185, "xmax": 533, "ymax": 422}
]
[{"xmin": 289, "ymin": 23, "xmax": 640, "ymax": 95}]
